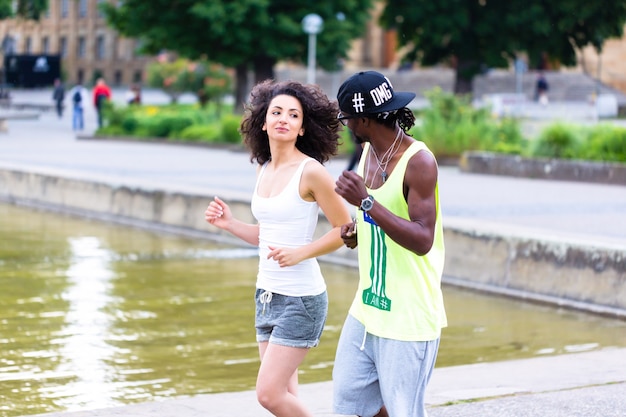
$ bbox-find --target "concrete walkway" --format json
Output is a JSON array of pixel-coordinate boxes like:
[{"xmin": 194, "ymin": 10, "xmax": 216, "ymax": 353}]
[
  {"xmin": 1, "ymin": 89, "xmax": 625, "ymax": 417},
  {"xmin": 24, "ymin": 347, "xmax": 626, "ymax": 417}
]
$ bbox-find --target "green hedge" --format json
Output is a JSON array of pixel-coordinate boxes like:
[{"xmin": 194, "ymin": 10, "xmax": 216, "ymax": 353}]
[{"xmin": 97, "ymin": 92, "xmax": 626, "ymax": 164}]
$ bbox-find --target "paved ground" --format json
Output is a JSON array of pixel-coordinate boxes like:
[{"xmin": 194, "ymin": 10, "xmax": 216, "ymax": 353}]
[{"xmin": 2, "ymin": 89, "xmax": 626, "ymax": 417}]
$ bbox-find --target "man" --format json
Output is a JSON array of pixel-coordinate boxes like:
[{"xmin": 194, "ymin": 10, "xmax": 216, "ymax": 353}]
[
  {"xmin": 535, "ymin": 72, "xmax": 549, "ymax": 106},
  {"xmin": 92, "ymin": 77, "xmax": 112, "ymax": 128},
  {"xmin": 68, "ymin": 82, "xmax": 86, "ymax": 131},
  {"xmin": 333, "ymin": 71, "xmax": 447, "ymax": 417},
  {"xmin": 52, "ymin": 78, "xmax": 65, "ymax": 118}
]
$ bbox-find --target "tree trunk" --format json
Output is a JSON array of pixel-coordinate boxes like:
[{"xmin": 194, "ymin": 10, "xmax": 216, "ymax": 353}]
[
  {"xmin": 453, "ymin": 57, "xmax": 479, "ymax": 96},
  {"xmin": 234, "ymin": 63, "xmax": 248, "ymax": 114},
  {"xmin": 253, "ymin": 55, "xmax": 276, "ymax": 84},
  {"xmin": 233, "ymin": 56, "xmax": 275, "ymax": 113}
]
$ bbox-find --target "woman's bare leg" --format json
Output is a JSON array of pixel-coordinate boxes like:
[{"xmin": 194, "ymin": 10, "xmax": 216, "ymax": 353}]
[{"xmin": 256, "ymin": 342, "xmax": 312, "ymax": 417}]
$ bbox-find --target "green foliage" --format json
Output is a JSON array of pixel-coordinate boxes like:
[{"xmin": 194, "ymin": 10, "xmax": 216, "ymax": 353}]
[
  {"xmin": 415, "ymin": 88, "xmax": 524, "ymax": 158},
  {"xmin": 526, "ymin": 123, "xmax": 626, "ymax": 163},
  {"xmin": 381, "ymin": 1, "xmax": 626, "ymax": 93},
  {"xmin": 145, "ymin": 58, "xmax": 232, "ymax": 107},
  {"xmin": 531, "ymin": 123, "xmax": 581, "ymax": 159},
  {"xmin": 220, "ymin": 114, "xmax": 242, "ymax": 144},
  {"xmin": 146, "ymin": 59, "xmax": 189, "ymax": 103},
  {"xmin": 104, "ymin": 0, "xmax": 373, "ymax": 71},
  {"xmin": 102, "ymin": 0, "xmax": 374, "ymax": 107},
  {"xmin": 97, "ymin": 102, "xmax": 244, "ymax": 146},
  {"xmin": 583, "ymin": 125, "xmax": 626, "ymax": 163},
  {"xmin": 0, "ymin": 0, "xmax": 12, "ymax": 19},
  {"xmin": 9, "ymin": 0, "xmax": 47, "ymax": 19},
  {"xmin": 178, "ymin": 125, "xmax": 222, "ymax": 142},
  {"xmin": 337, "ymin": 128, "xmax": 354, "ymax": 155}
]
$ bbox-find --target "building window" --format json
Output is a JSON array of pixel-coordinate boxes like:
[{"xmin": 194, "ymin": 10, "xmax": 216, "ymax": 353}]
[
  {"xmin": 114, "ymin": 70, "xmax": 122, "ymax": 86},
  {"xmin": 42, "ymin": 36, "xmax": 49, "ymax": 54},
  {"xmin": 96, "ymin": 35, "xmax": 106, "ymax": 60},
  {"xmin": 60, "ymin": 37, "xmax": 67, "ymax": 57},
  {"xmin": 25, "ymin": 37, "xmax": 32, "ymax": 54},
  {"xmin": 77, "ymin": 36, "xmax": 86, "ymax": 58},
  {"xmin": 77, "ymin": 69, "xmax": 84, "ymax": 84},
  {"xmin": 79, "ymin": 0, "xmax": 87, "ymax": 18},
  {"xmin": 61, "ymin": 0, "xmax": 69, "ymax": 18},
  {"xmin": 133, "ymin": 70, "xmax": 142, "ymax": 84}
]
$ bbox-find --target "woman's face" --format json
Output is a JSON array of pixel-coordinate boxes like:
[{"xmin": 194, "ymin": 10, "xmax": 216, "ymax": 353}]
[{"xmin": 263, "ymin": 94, "xmax": 305, "ymax": 142}]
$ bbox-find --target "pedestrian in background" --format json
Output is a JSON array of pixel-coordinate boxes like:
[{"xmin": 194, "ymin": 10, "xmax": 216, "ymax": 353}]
[
  {"xmin": 68, "ymin": 83, "xmax": 87, "ymax": 131},
  {"xmin": 52, "ymin": 78, "xmax": 65, "ymax": 118},
  {"xmin": 333, "ymin": 71, "xmax": 447, "ymax": 417},
  {"xmin": 535, "ymin": 72, "xmax": 549, "ymax": 105},
  {"xmin": 92, "ymin": 78, "xmax": 112, "ymax": 128},
  {"xmin": 204, "ymin": 79, "xmax": 351, "ymax": 417},
  {"xmin": 125, "ymin": 83, "xmax": 141, "ymax": 105}
]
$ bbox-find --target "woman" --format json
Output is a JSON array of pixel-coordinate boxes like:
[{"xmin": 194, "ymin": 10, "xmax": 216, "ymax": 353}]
[{"xmin": 204, "ymin": 80, "xmax": 351, "ymax": 417}]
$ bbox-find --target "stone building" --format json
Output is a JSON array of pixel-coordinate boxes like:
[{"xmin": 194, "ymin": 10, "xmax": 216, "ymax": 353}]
[
  {"xmin": 0, "ymin": 0, "xmax": 150, "ymax": 87},
  {"xmin": 577, "ymin": 37, "xmax": 626, "ymax": 94}
]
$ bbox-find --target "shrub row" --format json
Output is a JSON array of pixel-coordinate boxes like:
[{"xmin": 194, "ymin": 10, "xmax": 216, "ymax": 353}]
[
  {"xmin": 97, "ymin": 90, "xmax": 626, "ymax": 165},
  {"xmin": 412, "ymin": 88, "xmax": 626, "ymax": 164}
]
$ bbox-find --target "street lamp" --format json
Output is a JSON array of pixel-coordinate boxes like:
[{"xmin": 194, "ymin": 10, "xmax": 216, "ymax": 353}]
[{"xmin": 302, "ymin": 13, "xmax": 323, "ymax": 84}]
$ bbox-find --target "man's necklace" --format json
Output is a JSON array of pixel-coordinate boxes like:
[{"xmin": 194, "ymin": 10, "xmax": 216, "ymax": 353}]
[{"xmin": 369, "ymin": 128, "xmax": 402, "ymax": 184}]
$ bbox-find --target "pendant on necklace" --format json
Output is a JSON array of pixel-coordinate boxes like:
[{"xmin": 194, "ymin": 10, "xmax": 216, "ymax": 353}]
[{"xmin": 381, "ymin": 171, "xmax": 388, "ymax": 183}]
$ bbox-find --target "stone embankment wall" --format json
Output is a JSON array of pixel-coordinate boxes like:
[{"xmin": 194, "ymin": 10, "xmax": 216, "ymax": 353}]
[
  {"xmin": 461, "ymin": 152, "xmax": 626, "ymax": 186},
  {"xmin": 2, "ymin": 166, "xmax": 625, "ymax": 319}
]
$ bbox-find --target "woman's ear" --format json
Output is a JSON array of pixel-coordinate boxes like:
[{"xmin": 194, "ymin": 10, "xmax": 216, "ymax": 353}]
[{"xmin": 299, "ymin": 128, "xmax": 305, "ymax": 136}]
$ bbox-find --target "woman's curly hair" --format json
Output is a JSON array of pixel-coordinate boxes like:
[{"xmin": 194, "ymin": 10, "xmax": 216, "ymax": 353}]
[{"xmin": 240, "ymin": 79, "xmax": 341, "ymax": 165}]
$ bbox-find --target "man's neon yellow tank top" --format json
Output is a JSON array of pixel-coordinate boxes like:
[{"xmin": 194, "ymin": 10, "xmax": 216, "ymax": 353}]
[{"xmin": 350, "ymin": 140, "xmax": 447, "ymax": 341}]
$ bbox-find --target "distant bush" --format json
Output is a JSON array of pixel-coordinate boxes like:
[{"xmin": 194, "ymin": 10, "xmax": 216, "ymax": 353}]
[
  {"xmin": 413, "ymin": 88, "xmax": 524, "ymax": 159},
  {"xmin": 531, "ymin": 123, "xmax": 582, "ymax": 159},
  {"xmin": 97, "ymin": 91, "xmax": 626, "ymax": 165},
  {"xmin": 220, "ymin": 114, "xmax": 242, "ymax": 144},
  {"xmin": 178, "ymin": 125, "xmax": 221, "ymax": 142},
  {"xmin": 583, "ymin": 124, "xmax": 626, "ymax": 163}
]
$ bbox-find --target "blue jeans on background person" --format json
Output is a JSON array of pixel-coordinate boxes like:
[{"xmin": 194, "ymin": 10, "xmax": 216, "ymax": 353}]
[{"xmin": 72, "ymin": 105, "xmax": 84, "ymax": 131}]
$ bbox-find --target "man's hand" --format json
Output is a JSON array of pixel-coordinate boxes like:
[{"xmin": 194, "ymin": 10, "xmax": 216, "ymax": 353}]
[
  {"xmin": 335, "ymin": 170, "xmax": 368, "ymax": 207},
  {"xmin": 340, "ymin": 222, "xmax": 358, "ymax": 249}
]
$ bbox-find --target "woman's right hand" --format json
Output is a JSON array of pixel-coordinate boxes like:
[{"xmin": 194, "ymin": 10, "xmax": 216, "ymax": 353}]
[{"xmin": 204, "ymin": 196, "xmax": 231, "ymax": 230}]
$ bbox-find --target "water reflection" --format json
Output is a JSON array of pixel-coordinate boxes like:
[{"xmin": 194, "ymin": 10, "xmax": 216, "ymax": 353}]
[
  {"xmin": 1, "ymin": 203, "xmax": 625, "ymax": 416},
  {"xmin": 54, "ymin": 237, "xmax": 118, "ymax": 410}
]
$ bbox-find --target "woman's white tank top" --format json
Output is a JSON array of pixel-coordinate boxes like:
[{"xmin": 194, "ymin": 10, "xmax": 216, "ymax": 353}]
[{"xmin": 250, "ymin": 158, "xmax": 326, "ymax": 296}]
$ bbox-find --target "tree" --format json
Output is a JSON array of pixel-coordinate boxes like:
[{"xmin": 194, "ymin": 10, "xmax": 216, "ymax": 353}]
[
  {"xmin": 380, "ymin": 1, "xmax": 626, "ymax": 94},
  {"xmin": 0, "ymin": 0, "xmax": 48, "ymax": 20},
  {"xmin": 146, "ymin": 57, "xmax": 232, "ymax": 111},
  {"xmin": 102, "ymin": 0, "xmax": 373, "ymax": 111}
]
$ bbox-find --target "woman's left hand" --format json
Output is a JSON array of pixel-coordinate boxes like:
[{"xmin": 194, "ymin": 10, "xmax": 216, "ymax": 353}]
[{"xmin": 267, "ymin": 246, "xmax": 302, "ymax": 268}]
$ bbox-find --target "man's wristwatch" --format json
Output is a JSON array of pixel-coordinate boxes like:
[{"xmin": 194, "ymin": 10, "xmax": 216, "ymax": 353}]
[{"xmin": 360, "ymin": 195, "xmax": 375, "ymax": 212}]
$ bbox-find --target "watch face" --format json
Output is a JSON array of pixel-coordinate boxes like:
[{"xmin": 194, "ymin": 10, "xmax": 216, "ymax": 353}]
[{"xmin": 361, "ymin": 196, "xmax": 374, "ymax": 211}]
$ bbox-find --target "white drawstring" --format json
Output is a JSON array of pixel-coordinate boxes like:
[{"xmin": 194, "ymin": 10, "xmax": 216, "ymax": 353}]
[
  {"xmin": 359, "ymin": 327, "xmax": 367, "ymax": 351},
  {"xmin": 259, "ymin": 290, "xmax": 273, "ymax": 315}
]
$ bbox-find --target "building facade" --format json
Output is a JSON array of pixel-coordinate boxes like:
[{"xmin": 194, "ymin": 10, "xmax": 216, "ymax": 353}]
[{"xmin": 0, "ymin": 0, "xmax": 150, "ymax": 87}]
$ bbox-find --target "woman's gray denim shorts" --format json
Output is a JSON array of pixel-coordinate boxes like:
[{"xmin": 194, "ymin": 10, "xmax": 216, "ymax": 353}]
[{"xmin": 254, "ymin": 288, "xmax": 328, "ymax": 349}]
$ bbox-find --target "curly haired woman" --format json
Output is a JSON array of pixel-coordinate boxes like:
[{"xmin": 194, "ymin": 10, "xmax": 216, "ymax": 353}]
[{"xmin": 205, "ymin": 80, "xmax": 351, "ymax": 417}]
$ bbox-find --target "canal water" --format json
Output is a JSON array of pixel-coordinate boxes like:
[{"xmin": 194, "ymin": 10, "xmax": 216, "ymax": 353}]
[{"xmin": 1, "ymin": 202, "xmax": 625, "ymax": 416}]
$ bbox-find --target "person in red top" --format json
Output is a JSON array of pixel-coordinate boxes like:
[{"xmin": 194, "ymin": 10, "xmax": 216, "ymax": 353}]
[{"xmin": 92, "ymin": 77, "xmax": 112, "ymax": 128}]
